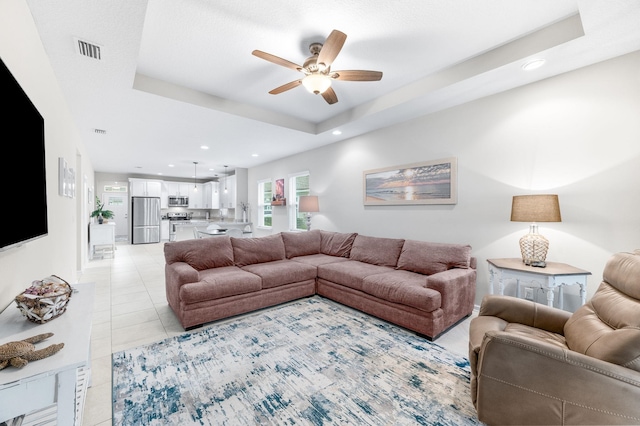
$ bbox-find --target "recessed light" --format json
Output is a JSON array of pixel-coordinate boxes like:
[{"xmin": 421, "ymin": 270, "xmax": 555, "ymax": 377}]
[
  {"xmin": 201, "ymin": 145, "xmax": 209, "ymax": 150},
  {"xmin": 168, "ymin": 164, "xmax": 175, "ymax": 167},
  {"xmin": 332, "ymin": 130, "xmax": 342, "ymax": 135},
  {"xmin": 252, "ymin": 153, "xmax": 259, "ymax": 157},
  {"xmin": 522, "ymin": 59, "xmax": 546, "ymax": 71}
]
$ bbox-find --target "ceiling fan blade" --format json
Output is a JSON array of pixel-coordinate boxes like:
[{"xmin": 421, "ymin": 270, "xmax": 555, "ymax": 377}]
[
  {"xmin": 321, "ymin": 87, "xmax": 338, "ymax": 104},
  {"xmin": 269, "ymin": 79, "xmax": 302, "ymax": 95},
  {"xmin": 252, "ymin": 50, "xmax": 302, "ymax": 72},
  {"xmin": 317, "ymin": 30, "xmax": 347, "ymax": 68},
  {"xmin": 331, "ymin": 70, "xmax": 383, "ymax": 81}
]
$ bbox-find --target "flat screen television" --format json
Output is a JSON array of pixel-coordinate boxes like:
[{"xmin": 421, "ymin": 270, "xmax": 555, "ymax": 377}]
[{"xmin": 0, "ymin": 56, "xmax": 48, "ymax": 252}]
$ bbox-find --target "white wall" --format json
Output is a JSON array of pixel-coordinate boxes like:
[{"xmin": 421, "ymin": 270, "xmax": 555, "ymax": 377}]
[
  {"xmin": 249, "ymin": 51, "xmax": 640, "ymax": 308},
  {"xmin": 0, "ymin": 0, "xmax": 95, "ymax": 311}
]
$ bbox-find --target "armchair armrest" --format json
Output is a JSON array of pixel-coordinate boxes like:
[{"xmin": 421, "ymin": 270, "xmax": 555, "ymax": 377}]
[
  {"xmin": 476, "ymin": 330, "xmax": 640, "ymax": 425},
  {"xmin": 478, "ymin": 294, "xmax": 571, "ymax": 334}
]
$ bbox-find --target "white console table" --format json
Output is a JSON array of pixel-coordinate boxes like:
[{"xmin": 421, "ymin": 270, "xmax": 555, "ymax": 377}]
[
  {"xmin": 0, "ymin": 282, "xmax": 94, "ymax": 425},
  {"xmin": 89, "ymin": 222, "xmax": 116, "ymax": 259},
  {"xmin": 487, "ymin": 258, "xmax": 591, "ymax": 310}
]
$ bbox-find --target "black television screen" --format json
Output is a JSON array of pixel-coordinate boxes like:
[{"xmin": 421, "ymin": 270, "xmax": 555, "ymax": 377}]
[{"xmin": 0, "ymin": 56, "xmax": 48, "ymax": 251}]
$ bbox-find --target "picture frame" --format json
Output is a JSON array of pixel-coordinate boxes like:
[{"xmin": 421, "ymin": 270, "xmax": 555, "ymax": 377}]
[
  {"xmin": 271, "ymin": 178, "xmax": 286, "ymax": 206},
  {"xmin": 363, "ymin": 157, "xmax": 457, "ymax": 205}
]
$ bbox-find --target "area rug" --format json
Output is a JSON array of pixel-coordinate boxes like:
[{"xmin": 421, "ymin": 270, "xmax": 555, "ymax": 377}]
[{"xmin": 112, "ymin": 296, "xmax": 480, "ymax": 425}]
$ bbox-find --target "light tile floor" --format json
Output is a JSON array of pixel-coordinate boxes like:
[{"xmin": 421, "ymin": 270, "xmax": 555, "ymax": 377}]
[{"xmin": 79, "ymin": 241, "xmax": 476, "ymax": 425}]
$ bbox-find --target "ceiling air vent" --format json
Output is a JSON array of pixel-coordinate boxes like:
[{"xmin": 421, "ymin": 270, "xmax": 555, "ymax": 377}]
[
  {"xmin": 74, "ymin": 37, "xmax": 103, "ymax": 60},
  {"xmin": 94, "ymin": 129, "xmax": 106, "ymax": 135}
]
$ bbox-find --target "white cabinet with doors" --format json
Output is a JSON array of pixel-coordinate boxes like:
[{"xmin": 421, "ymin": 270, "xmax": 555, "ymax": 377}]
[
  {"xmin": 188, "ymin": 184, "xmax": 204, "ymax": 208},
  {"xmin": 129, "ymin": 178, "xmax": 162, "ymax": 197},
  {"xmin": 203, "ymin": 181, "xmax": 220, "ymax": 209},
  {"xmin": 165, "ymin": 182, "xmax": 192, "ymax": 197},
  {"xmin": 219, "ymin": 175, "xmax": 236, "ymax": 209}
]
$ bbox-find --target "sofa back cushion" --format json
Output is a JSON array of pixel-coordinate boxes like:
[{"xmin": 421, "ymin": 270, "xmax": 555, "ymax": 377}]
[
  {"xmin": 164, "ymin": 237, "xmax": 234, "ymax": 270},
  {"xmin": 349, "ymin": 235, "xmax": 405, "ymax": 267},
  {"xmin": 320, "ymin": 231, "xmax": 357, "ymax": 257},
  {"xmin": 396, "ymin": 240, "xmax": 472, "ymax": 275},
  {"xmin": 231, "ymin": 233, "xmax": 286, "ymax": 267},
  {"xmin": 564, "ymin": 251, "xmax": 640, "ymax": 372},
  {"xmin": 281, "ymin": 230, "xmax": 321, "ymax": 258}
]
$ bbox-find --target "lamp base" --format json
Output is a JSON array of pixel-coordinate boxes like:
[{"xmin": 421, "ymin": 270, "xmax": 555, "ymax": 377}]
[
  {"xmin": 305, "ymin": 213, "xmax": 312, "ymax": 231},
  {"xmin": 519, "ymin": 224, "xmax": 549, "ymax": 268}
]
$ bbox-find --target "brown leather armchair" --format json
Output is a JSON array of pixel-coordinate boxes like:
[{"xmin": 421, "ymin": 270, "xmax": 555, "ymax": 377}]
[{"xmin": 469, "ymin": 250, "xmax": 640, "ymax": 425}]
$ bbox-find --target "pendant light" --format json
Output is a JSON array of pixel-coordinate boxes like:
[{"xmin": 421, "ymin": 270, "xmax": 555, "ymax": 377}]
[
  {"xmin": 193, "ymin": 162, "xmax": 198, "ymax": 192},
  {"xmin": 224, "ymin": 165, "xmax": 228, "ymax": 194}
]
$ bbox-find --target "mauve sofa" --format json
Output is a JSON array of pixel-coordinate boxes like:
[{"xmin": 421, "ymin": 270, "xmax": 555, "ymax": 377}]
[{"xmin": 164, "ymin": 230, "xmax": 477, "ymax": 340}]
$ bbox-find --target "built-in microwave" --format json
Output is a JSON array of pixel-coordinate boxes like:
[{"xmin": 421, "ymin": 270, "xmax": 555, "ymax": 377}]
[{"xmin": 168, "ymin": 196, "xmax": 189, "ymax": 207}]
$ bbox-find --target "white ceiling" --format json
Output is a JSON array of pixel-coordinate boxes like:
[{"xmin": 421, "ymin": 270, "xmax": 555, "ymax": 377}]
[{"xmin": 26, "ymin": 0, "xmax": 640, "ymax": 180}]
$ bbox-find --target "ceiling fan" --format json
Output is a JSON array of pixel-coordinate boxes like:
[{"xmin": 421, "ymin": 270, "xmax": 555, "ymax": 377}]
[{"xmin": 252, "ymin": 29, "xmax": 383, "ymax": 105}]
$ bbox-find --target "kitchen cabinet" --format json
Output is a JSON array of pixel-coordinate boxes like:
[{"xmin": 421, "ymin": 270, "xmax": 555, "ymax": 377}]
[
  {"xmin": 219, "ymin": 175, "xmax": 236, "ymax": 209},
  {"xmin": 129, "ymin": 178, "xmax": 162, "ymax": 197},
  {"xmin": 165, "ymin": 182, "xmax": 192, "ymax": 197},
  {"xmin": 188, "ymin": 184, "xmax": 204, "ymax": 208},
  {"xmin": 203, "ymin": 181, "xmax": 220, "ymax": 209}
]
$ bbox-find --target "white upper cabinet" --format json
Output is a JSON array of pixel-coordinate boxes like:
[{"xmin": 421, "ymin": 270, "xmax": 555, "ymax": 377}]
[
  {"xmin": 165, "ymin": 182, "xmax": 192, "ymax": 196},
  {"xmin": 129, "ymin": 178, "xmax": 162, "ymax": 197},
  {"xmin": 219, "ymin": 175, "xmax": 236, "ymax": 209},
  {"xmin": 188, "ymin": 184, "xmax": 204, "ymax": 208},
  {"xmin": 203, "ymin": 181, "xmax": 220, "ymax": 209}
]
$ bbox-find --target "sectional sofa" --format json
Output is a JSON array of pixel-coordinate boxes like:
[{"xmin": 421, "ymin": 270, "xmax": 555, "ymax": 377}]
[{"xmin": 164, "ymin": 230, "xmax": 477, "ymax": 340}]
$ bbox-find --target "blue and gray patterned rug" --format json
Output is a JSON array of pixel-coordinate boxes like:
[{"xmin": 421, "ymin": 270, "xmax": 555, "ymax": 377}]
[{"xmin": 112, "ymin": 296, "xmax": 480, "ymax": 425}]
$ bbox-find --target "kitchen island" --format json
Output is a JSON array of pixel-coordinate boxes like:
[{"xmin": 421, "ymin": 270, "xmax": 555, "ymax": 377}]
[{"xmin": 171, "ymin": 221, "xmax": 252, "ymax": 241}]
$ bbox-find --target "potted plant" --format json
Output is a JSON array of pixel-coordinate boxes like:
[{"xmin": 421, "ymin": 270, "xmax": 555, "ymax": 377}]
[{"xmin": 90, "ymin": 196, "xmax": 114, "ymax": 224}]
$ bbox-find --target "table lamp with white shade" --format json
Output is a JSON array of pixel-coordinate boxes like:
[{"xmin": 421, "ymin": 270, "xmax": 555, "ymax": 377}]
[
  {"xmin": 298, "ymin": 196, "xmax": 319, "ymax": 231},
  {"xmin": 510, "ymin": 194, "xmax": 562, "ymax": 268}
]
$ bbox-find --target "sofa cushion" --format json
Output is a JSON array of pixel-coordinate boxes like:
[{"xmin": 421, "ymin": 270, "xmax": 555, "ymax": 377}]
[
  {"xmin": 281, "ymin": 230, "xmax": 321, "ymax": 259},
  {"xmin": 318, "ymin": 260, "xmax": 394, "ymax": 292},
  {"xmin": 396, "ymin": 240, "xmax": 471, "ymax": 275},
  {"xmin": 362, "ymin": 270, "xmax": 441, "ymax": 312},
  {"xmin": 231, "ymin": 234, "xmax": 286, "ymax": 267},
  {"xmin": 164, "ymin": 237, "xmax": 234, "ymax": 270},
  {"xmin": 242, "ymin": 260, "xmax": 317, "ymax": 289},
  {"xmin": 349, "ymin": 235, "xmax": 405, "ymax": 267},
  {"xmin": 291, "ymin": 254, "xmax": 351, "ymax": 267},
  {"xmin": 320, "ymin": 231, "xmax": 357, "ymax": 257},
  {"xmin": 181, "ymin": 266, "xmax": 261, "ymax": 303}
]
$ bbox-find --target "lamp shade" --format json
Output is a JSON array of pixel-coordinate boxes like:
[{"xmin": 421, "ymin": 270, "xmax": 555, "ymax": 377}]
[
  {"xmin": 511, "ymin": 195, "xmax": 561, "ymax": 223},
  {"xmin": 298, "ymin": 195, "xmax": 319, "ymax": 213}
]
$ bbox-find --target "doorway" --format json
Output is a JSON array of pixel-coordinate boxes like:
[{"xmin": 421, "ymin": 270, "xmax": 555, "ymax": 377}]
[{"xmin": 102, "ymin": 192, "xmax": 129, "ymax": 240}]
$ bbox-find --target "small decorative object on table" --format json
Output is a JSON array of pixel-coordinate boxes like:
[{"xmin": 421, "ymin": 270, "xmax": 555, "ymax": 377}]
[
  {"xmin": 15, "ymin": 275, "xmax": 73, "ymax": 324},
  {"xmin": 0, "ymin": 332, "xmax": 64, "ymax": 370}
]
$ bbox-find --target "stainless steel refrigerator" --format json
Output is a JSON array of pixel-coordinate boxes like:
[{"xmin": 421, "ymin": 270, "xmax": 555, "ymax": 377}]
[{"xmin": 131, "ymin": 197, "xmax": 161, "ymax": 244}]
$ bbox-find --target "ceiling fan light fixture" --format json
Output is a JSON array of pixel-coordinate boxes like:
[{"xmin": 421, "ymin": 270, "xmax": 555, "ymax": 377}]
[{"xmin": 302, "ymin": 73, "xmax": 331, "ymax": 94}]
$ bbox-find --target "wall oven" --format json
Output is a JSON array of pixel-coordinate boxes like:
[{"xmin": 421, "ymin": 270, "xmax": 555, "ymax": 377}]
[{"xmin": 168, "ymin": 196, "xmax": 189, "ymax": 207}]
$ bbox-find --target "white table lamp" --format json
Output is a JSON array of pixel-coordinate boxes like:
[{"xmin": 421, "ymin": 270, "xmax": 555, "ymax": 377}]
[{"xmin": 298, "ymin": 196, "xmax": 319, "ymax": 231}]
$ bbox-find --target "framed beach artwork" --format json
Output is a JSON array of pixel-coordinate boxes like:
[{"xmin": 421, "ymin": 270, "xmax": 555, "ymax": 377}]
[{"xmin": 363, "ymin": 157, "xmax": 457, "ymax": 205}]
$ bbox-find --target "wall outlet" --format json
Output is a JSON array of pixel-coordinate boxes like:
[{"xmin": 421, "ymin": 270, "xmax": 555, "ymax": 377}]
[{"xmin": 524, "ymin": 287, "xmax": 534, "ymax": 300}]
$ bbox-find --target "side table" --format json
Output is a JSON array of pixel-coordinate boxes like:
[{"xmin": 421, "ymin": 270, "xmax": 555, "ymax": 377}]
[
  {"xmin": 487, "ymin": 258, "xmax": 591, "ymax": 310},
  {"xmin": 0, "ymin": 282, "xmax": 94, "ymax": 425}
]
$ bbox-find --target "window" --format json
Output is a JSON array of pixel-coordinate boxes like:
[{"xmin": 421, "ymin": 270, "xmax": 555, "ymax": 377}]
[
  {"xmin": 288, "ymin": 171, "xmax": 310, "ymax": 231},
  {"xmin": 257, "ymin": 179, "xmax": 272, "ymax": 228}
]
